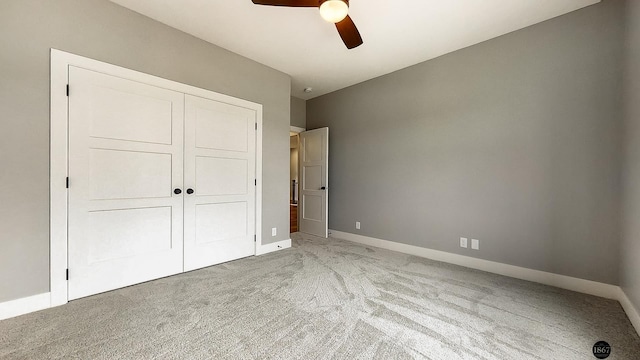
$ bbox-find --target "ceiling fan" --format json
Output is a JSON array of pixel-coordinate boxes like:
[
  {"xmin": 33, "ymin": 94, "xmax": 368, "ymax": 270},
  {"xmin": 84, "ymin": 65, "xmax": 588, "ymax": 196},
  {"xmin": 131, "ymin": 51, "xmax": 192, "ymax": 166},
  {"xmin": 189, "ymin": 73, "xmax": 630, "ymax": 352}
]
[{"xmin": 251, "ymin": 0, "xmax": 363, "ymax": 49}]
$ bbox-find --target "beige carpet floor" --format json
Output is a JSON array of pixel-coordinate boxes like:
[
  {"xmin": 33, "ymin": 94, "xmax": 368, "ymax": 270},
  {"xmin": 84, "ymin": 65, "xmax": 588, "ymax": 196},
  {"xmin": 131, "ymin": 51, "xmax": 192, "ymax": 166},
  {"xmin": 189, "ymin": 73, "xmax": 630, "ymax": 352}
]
[{"xmin": 0, "ymin": 233, "xmax": 639, "ymax": 359}]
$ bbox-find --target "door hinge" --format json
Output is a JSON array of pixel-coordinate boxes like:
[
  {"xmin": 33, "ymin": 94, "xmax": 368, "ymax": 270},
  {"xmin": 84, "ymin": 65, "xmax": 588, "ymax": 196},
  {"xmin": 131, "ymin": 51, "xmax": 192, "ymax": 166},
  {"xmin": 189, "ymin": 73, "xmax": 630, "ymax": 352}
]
[
  {"xmin": 66, "ymin": 269, "xmax": 69, "ymax": 281},
  {"xmin": 66, "ymin": 177, "xmax": 69, "ymax": 189},
  {"xmin": 255, "ymin": 179, "xmax": 257, "ymax": 186},
  {"xmin": 254, "ymin": 235, "xmax": 256, "ymax": 242},
  {"xmin": 66, "ymin": 85, "xmax": 69, "ymax": 97},
  {"xmin": 255, "ymin": 123, "xmax": 257, "ymax": 130}
]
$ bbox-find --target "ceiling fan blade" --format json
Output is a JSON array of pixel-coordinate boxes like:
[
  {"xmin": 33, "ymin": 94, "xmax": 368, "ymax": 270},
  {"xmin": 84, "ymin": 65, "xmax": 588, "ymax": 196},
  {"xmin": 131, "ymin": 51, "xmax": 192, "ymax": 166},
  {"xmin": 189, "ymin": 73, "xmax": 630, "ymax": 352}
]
[
  {"xmin": 251, "ymin": 0, "xmax": 318, "ymax": 7},
  {"xmin": 335, "ymin": 15, "xmax": 363, "ymax": 49}
]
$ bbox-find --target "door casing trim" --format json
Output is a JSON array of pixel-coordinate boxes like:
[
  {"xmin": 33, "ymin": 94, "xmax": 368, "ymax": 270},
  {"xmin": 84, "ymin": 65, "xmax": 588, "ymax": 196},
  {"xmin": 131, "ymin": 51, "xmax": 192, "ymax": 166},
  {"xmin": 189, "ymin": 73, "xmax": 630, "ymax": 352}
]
[{"xmin": 50, "ymin": 49, "xmax": 264, "ymax": 306}]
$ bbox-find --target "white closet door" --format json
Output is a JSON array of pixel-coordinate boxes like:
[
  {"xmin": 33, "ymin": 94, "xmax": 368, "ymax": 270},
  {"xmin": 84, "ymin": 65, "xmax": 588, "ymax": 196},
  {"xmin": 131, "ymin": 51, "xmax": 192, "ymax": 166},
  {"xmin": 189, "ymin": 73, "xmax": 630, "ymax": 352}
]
[
  {"xmin": 183, "ymin": 95, "xmax": 256, "ymax": 271},
  {"xmin": 68, "ymin": 66, "xmax": 185, "ymax": 300}
]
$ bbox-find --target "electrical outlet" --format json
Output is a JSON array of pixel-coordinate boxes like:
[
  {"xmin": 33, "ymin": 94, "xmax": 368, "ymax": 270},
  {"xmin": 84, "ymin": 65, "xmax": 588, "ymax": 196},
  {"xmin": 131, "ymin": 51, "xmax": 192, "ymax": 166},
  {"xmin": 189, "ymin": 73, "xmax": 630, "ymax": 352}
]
[
  {"xmin": 471, "ymin": 239, "xmax": 480, "ymax": 250},
  {"xmin": 356, "ymin": 221, "xmax": 361, "ymax": 230},
  {"xmin": 460, "ymin": 237, "xmax": 468, "ymax": 248},
  {"xmin": 271, "ymin": 227, "xmax": 277, "ymax": 236}
]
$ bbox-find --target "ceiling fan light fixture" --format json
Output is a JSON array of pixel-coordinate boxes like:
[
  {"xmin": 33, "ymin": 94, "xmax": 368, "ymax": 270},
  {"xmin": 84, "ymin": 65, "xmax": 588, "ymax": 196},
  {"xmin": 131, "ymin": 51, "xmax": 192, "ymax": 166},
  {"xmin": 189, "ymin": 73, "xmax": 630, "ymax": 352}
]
[{"xmin": 319, "ymin": 0, "xmax": 349, "ymax": 23}]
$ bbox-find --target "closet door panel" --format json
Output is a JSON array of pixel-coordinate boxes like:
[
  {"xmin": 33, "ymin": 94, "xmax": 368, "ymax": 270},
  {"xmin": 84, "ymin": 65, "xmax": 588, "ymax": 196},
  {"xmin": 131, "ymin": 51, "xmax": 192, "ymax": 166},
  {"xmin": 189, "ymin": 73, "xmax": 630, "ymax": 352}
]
[
  {"xmin": 184, "ymin": 95, "xmax": 256, "ymax": 271},
  {"xmin": 67, "ymin": 66, "xmax": 184, "ymax": 300}
]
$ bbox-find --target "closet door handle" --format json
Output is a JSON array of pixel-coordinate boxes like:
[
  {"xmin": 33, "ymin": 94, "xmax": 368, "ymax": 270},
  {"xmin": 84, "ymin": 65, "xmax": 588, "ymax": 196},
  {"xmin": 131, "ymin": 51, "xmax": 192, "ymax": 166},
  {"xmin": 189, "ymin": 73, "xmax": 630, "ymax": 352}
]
[
  {"xmin": 320, "ymin": 186, "xmax": 326, "ymax": 190},
  {"xmin": 174, "ymin": 188, "xmax": 182, "ymax": 195},
  {"xmin": 186, "ymin": 188, "xmax": 194, "ymax": 195}
]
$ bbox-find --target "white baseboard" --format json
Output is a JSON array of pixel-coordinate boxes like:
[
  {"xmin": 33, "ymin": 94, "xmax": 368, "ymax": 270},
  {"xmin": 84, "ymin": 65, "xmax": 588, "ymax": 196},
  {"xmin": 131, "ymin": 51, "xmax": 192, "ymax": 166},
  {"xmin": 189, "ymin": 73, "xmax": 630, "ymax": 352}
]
[
  {"xmin": 256, "ymin": 238, "xmax": 291, "ymax": 256},
  {"xmin": 330, "ymin": 230, "xmax": 640, "ymax": 335},
  {"xmin": 0, "ymin": 292, "xmax": 51, "ymax": 321},
  {"xmin": 2, "ymin": 234, "xmax": 638, "ymax": 338},
  {"xmin": 618, "ymin": 288, "xmax": 640, "ymax": 335},
  {"xmin": 0, "ymin": 240, "xmax": 292, "ymax": 321},
  {"xmin": 330, "ymin": 230, "xmax": 619, "ymax": 299}
]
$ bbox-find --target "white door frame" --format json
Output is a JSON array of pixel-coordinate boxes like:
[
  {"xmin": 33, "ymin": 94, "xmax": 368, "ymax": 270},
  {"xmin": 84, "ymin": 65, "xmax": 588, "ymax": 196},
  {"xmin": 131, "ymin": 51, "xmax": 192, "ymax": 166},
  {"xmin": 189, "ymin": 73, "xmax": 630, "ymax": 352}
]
[
  {"xmin": 50, "ymin": 49, "xmax": 264, "ymax": 306},
  {"xmin": 290, "ymin": 126, "xmax": 305, "ymax": 208},
  {"xmin": 290, "ymin": 126, "xmax": 305, "ymax": 133}
]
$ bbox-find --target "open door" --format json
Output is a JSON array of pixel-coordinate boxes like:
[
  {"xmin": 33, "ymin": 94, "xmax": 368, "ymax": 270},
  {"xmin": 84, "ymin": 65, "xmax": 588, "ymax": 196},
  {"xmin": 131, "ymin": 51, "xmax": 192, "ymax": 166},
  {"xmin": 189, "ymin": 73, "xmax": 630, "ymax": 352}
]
[{"xmin": 299, "ymin": 127, "xmax": 328, "ymax": 237}]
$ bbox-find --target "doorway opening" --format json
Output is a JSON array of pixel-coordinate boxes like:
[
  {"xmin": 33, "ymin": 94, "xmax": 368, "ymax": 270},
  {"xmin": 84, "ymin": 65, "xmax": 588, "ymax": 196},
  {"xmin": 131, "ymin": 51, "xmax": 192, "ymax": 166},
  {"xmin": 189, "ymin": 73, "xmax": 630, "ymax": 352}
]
[{"xmin": 290, "ymin": 126, "xmax": 304, "ymax": 233}]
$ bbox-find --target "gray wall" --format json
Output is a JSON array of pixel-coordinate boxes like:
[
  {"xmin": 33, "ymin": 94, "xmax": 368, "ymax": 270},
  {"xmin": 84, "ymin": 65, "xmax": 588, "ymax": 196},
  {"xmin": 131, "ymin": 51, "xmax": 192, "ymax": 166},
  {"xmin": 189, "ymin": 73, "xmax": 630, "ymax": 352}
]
[
  {"xmin": 621, "ymin": 0, "xmax": 640, "ymax": 314},
  {"xmin": 291, "ymin": 97, "xmax": 307, "ymax": 128},
  {"xmin": 307, "ymin": 0, "xmax": 624, "ymax": 284},
  {"xmin": 0, "ymin": 0, "xmax": 291, "ymax": 302}
]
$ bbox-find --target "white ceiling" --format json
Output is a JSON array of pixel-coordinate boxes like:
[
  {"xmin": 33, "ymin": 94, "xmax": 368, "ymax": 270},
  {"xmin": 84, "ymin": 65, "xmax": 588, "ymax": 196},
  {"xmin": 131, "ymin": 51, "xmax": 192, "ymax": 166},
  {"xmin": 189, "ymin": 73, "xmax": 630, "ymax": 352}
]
[{"xmin": 110, "ymin": 0, "xmax": 600, "ymax": 100}]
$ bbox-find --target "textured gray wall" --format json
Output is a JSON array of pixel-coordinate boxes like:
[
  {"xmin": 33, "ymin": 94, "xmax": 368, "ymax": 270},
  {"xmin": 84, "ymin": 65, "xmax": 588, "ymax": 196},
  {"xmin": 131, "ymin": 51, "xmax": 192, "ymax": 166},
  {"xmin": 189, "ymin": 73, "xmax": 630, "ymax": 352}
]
[
  {"xmin": 307, "ymin": 0, "xmax": 624, "ymax": 284},
  {"xmin": 290, "ymin": 97, "xmax": 307, "ymax": 128},
  {"xmin": 0, "ymin": 0, "xmax": 290, "ymax": 302},
  {"xmin": 622, "ymin": 0, "xmax": 640, "ymax": 314}
]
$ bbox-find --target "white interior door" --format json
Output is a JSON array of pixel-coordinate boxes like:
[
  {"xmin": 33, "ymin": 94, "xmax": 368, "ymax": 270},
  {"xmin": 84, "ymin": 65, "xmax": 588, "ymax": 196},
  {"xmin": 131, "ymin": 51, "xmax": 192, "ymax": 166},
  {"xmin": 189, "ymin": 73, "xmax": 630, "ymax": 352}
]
[
  {"xmin": 299, "ymin": 127, "xmax": 329, "ymax": 237},
  {"xmin": 68, "ymin": 67, "xmax": 185, "ymax": 300},
  {"xmin": 183, "ymin": 95, "xmax": 256, "ymax": 272}
]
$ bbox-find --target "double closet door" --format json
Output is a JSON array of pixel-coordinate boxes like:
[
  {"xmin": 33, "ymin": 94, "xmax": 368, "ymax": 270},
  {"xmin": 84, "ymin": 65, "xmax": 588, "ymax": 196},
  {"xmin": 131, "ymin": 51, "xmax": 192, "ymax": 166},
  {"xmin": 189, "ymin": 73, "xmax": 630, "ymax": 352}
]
[{"xmin": 67, "ymin": 67, "xmax": 256, "ymax": 300}]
